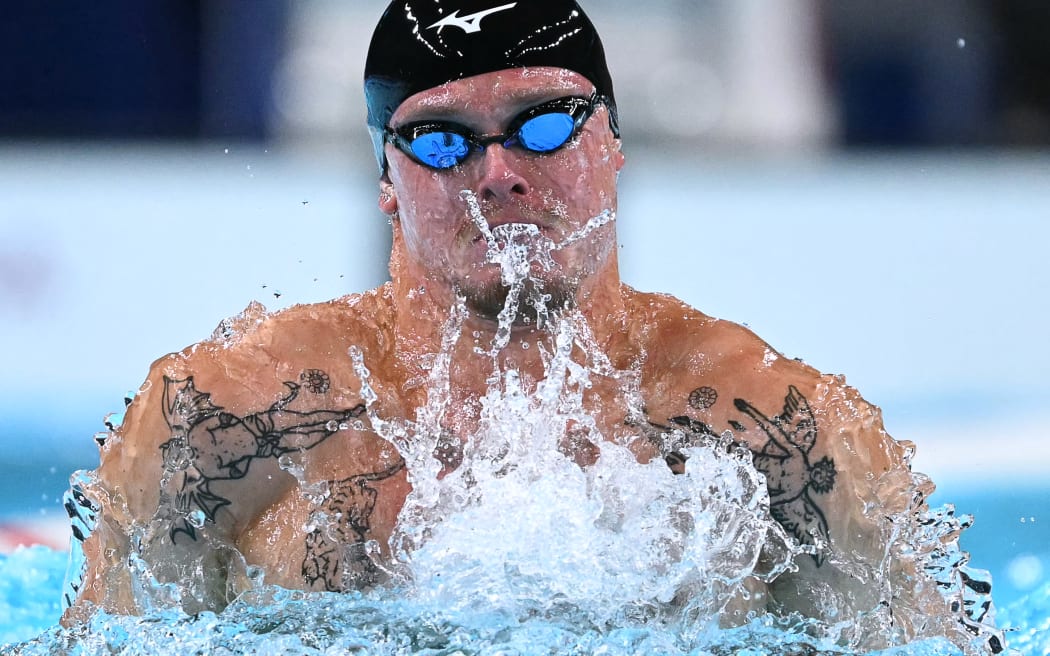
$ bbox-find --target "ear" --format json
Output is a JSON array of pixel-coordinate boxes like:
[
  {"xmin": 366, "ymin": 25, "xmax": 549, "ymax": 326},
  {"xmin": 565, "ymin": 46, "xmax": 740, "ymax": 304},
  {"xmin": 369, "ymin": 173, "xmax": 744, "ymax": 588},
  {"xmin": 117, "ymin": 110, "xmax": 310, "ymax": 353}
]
[{"xmin": 378, "ymin": 176, "xmax": 398, "ymax": 215}]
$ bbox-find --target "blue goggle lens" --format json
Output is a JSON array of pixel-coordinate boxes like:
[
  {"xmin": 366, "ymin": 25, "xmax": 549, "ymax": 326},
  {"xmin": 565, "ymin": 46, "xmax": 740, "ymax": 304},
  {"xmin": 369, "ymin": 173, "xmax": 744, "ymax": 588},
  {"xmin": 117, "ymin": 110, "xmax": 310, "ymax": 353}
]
[
  {"xmin": 406, "ymin": 112, "xmax": 576, "ymax": 169},
  {"xmin": 517, "ymin": 113, "xmax": 576, "ymax": 153},
  {"xmin": 410, "ymin": 132, "xmax": 471, "ymax": 169}
]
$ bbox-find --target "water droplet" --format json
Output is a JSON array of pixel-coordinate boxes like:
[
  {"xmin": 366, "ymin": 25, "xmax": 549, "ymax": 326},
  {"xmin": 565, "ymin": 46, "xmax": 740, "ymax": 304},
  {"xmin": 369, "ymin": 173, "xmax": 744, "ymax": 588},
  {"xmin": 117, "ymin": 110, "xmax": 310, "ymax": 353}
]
[
  {"xmin": 246, "ymin": 565, "xmax": 266, "ymax": 586},
  {"xmin": 325, "ymin": 420, "xmax": 341, "ymax": 432},
  {"xmin": 188, "ymin": 510, "xmax": 207, "ymax": 528},
  {"xmin": 104, "ymin": 411, "xmax": 125, "ymax": 430}
]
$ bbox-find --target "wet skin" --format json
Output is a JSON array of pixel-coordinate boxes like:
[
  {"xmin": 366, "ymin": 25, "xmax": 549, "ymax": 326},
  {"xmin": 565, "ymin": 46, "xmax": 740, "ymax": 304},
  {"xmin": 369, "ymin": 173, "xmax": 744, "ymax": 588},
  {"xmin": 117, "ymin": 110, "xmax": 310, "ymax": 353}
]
[
  {"xmin": 380, "ymin": 67, "xmax": 624, "ymax": 329},
  {"xmin": 66, "ymin": 68, "xmax": 992, "ymax": 652}
]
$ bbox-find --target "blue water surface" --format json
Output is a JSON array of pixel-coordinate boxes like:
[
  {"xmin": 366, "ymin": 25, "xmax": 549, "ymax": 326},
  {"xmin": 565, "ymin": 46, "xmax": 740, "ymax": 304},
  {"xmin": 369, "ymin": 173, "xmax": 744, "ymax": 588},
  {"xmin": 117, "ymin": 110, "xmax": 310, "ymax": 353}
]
[
  {"xmin": 0, "ymin": 543, "xmax": 1045, "ymax": 655},
  {"xmin": 0, "ymin": 479, "xmax": 1047, "ymax": 654}
]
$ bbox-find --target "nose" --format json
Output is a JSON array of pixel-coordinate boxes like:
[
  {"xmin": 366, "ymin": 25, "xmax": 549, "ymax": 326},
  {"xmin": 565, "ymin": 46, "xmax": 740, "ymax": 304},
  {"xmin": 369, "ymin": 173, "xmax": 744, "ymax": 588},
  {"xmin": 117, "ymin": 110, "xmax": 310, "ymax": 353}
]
[{"xmin": 476, "ymin": 144, "xmax": 531, "ymax": 201}]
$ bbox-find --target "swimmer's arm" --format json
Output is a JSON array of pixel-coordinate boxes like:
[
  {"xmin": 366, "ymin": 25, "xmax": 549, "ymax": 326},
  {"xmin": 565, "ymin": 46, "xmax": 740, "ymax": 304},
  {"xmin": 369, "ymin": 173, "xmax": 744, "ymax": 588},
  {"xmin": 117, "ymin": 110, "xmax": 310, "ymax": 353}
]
[
  {"xmin": 760, "ymin": 382, "xmax": 979, "ymax": 647},
  {"xmin": 69, "ymin": 356, "xmax": 308, "ymax": 616},
  {"xmin": 88, "ymin": 359, "xmax": 281, "ymax": 537},
  {"xmin": 68, "ymin": 360, "xmax": 185, "ymax": 618},
  {"xmin": 70, "ymin": 353, "xmax": 380, "ymax": 616},
  {"xmin": 644, "ymin": 376, "xmax": 952, "ymax": 644}
]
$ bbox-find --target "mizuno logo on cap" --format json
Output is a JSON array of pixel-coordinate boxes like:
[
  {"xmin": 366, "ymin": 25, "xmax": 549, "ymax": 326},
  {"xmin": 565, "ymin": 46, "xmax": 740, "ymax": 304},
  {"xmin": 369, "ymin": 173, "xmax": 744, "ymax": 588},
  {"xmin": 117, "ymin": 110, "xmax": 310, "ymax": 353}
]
[{"xmin": 428, "ymin": 3, "xmax": 518, "ymax": 34}]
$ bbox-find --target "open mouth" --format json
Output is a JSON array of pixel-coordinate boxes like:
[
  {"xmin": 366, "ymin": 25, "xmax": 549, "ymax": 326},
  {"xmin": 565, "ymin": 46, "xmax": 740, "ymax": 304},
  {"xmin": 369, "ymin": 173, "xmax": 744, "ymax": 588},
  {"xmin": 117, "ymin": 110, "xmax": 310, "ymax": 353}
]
[
  {"xmin": 472, "ymin": 220, "xmax": 555, "ymax": 245},
  {"xmin": 492, "ymin": 224, "xmax": 558, "ymax": 255}
]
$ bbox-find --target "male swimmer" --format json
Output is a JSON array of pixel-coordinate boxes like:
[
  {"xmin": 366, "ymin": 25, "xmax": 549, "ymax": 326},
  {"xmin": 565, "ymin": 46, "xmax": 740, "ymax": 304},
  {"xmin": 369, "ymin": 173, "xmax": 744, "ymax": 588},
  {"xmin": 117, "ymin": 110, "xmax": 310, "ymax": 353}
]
[{"xmin": 67, "ymin": 1, "xmax": 1002, "ymax": 653}]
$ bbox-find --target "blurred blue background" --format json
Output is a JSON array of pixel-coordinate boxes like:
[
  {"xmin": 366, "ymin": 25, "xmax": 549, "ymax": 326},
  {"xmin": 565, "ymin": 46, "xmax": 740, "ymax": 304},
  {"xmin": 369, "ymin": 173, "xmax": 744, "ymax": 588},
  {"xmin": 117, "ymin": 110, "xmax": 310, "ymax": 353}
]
[{"xmin": 0, "ymin": 0, "xmax": 1047, "ymax": 607}]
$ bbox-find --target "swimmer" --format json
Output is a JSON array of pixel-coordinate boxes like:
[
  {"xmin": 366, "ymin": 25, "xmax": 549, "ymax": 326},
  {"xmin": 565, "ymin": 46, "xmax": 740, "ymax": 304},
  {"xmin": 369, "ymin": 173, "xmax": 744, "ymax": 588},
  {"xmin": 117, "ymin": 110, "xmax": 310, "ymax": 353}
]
[{"xmin": 67, "ymin": 1, "xmax": 1001, "ymax": 652}]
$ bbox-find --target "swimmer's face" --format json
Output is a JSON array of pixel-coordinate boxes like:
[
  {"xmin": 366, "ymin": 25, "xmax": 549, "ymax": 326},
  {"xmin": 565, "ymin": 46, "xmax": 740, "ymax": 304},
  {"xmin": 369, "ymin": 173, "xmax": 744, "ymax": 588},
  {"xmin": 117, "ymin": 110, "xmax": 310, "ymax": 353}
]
[{"xmin": 379, "ymin": 67, "xmax": 624, "ymax": 322}]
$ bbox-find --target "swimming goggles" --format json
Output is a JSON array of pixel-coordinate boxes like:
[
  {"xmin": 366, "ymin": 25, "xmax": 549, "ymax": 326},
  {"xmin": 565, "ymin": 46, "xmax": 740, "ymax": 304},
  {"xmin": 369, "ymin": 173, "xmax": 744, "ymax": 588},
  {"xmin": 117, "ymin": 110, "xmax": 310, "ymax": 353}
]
[{"xmin": 384, "ymin": 93, "xmax": 607, "ymax": 170}]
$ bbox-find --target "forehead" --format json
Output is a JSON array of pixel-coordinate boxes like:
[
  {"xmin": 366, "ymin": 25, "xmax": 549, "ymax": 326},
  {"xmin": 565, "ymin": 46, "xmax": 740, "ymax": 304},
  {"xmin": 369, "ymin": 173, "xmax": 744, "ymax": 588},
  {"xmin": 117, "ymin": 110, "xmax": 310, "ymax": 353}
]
[{"xmin": 390, "ymin": 67, "xmax": 593, "ymax": 125}]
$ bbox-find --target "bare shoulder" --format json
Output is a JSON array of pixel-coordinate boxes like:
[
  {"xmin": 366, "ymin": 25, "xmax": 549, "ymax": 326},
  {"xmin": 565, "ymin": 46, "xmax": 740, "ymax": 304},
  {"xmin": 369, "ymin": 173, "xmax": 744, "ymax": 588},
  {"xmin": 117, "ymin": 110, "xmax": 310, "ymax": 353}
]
[
  {"xmin": 620, "ymin": 285, "xmax": 774, "ymax": 370},
  {"xmin": 620, "ymin": 287, "xmax": 965, "ymax": 642},
  {"xmin": 74, "ymin": 287, "xmax": 402, "ymax": 614},
  {"xmin": 147, "ymin": 285, "xmax": 394, "ymax": 405},
  {"xmin": 622, "ymin": 286, "xmax": 798, "ymax": 403},
  {"xmin": 96, "ymin": 285, "xmax": 400, "ymax": 506},
  {"xmin": 624, "ymin": 287, "xmax": 910, "ymax": 471},
  {"xmin": 624, "ymin": 286, "xmax": 918, "ymax": 572}
]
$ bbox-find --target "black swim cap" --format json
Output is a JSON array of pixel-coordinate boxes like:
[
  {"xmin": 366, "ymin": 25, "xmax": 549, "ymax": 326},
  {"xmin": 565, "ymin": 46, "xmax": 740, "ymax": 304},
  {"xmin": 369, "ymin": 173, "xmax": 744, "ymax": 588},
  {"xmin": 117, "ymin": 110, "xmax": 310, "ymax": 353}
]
[{"xmin": 364, "ymin": 0, "xmax": 618, "ymax": 171}]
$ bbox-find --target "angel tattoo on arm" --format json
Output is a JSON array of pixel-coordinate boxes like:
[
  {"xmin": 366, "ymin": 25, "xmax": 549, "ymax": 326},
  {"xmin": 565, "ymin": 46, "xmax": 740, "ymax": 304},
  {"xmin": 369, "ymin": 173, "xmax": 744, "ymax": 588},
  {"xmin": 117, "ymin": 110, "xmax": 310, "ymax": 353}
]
[{"xmin": 157, "ymin": 375, "xmax": 366, "ymax": 543}]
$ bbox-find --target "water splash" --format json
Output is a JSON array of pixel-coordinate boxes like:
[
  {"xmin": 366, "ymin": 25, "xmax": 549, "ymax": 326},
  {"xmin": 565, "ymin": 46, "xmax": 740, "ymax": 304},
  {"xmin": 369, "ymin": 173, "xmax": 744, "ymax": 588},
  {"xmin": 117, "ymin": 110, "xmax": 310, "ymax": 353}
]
[
  {"xmin": 18, "ymin": 192, "xmax": 1018, "ymax": 654},
  {"xmin": 12, "ymin": 545, "xmax": 1043, "ymax": 655},
  {"xmin": 61, "ymin": 470, "xmax": 100, "ymax": 610},
  {"xmin": 346, "ymin": 194, "xmax": 802, "ymax": 643},
  {"xmin": 460, "ymin": 188, "xmax": 615, "ymax": 356}
]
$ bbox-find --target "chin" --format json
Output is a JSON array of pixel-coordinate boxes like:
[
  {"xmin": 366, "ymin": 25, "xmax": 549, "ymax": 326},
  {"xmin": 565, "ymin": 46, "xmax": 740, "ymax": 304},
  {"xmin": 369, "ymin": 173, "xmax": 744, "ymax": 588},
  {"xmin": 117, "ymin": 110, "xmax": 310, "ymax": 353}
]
[{"xmin": 457, "ymin": 277, "xmax": 578, "ymax": 325}]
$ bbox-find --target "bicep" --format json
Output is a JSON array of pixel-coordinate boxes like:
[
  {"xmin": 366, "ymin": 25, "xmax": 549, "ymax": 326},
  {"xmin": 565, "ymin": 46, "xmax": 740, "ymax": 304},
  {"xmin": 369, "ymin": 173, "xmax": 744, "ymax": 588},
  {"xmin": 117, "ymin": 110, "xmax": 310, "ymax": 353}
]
[{"xmin": 95, "ymin": 365, "xmax": 177, "ymax": 526}]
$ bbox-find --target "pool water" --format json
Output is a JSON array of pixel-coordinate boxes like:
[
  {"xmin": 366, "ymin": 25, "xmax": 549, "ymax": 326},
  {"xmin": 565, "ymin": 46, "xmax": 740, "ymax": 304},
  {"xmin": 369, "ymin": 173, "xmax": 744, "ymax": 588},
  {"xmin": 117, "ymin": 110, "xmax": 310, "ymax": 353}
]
[
  {"xmin": 0, "ymin": 542, "xmax": 1046, "ymax": 655},
  {"xmin": 925, "ymin": 487, "xmax": 1049, "ymax": 611}
]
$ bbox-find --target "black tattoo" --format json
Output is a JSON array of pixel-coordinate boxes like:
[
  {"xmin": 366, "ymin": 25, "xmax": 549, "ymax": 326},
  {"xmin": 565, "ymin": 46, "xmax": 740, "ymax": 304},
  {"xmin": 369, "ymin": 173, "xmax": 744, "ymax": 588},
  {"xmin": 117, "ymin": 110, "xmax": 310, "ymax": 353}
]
[
  {"xmin": 733, "ymin": 386, "xmax": 836, "ymax": 565},
  {"xmin": 640, "ymin": 386, "xmax": 836, "ymax": 566},
  {"xmin": 432, "ymin": 428, "xmax": 465, "ymax": 473},
  {"xmin": 299, "ymin": 369, "xmax": 331, "ymax": 394},
  {"xmin": 302, "ymin": 460, "xmax": 406, "ymax": 591},
  {"xmin": 688, "ymin": 386, "xmax": 718, "ymax": 410},
  {"xmin": 633, "ymin": 414, "xmax": 721, "ymax": 474},
  {"xmin": 158, "ymin": 374, "xmax": 364, "ymax": 543}
]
